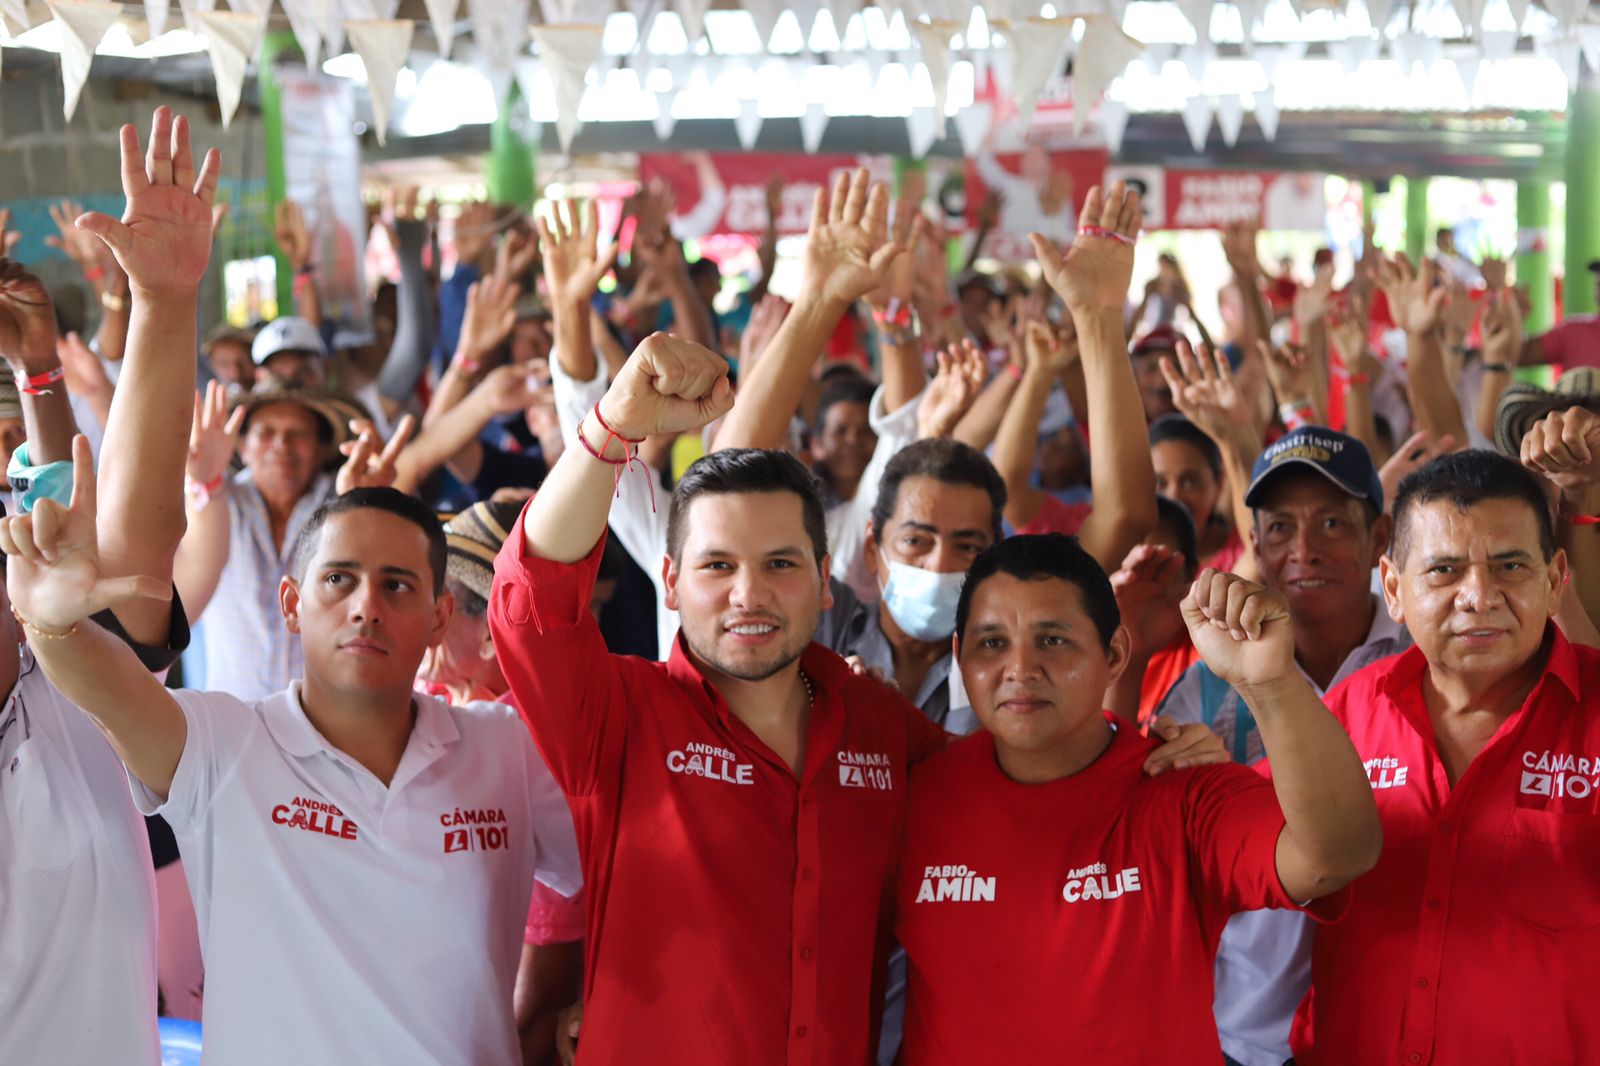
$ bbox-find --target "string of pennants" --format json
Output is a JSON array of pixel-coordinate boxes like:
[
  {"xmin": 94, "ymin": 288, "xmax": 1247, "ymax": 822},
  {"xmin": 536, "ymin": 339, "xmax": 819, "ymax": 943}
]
[{"xmin": 5, "ymin": 0, "xmax": 1597, "ymax": 155}]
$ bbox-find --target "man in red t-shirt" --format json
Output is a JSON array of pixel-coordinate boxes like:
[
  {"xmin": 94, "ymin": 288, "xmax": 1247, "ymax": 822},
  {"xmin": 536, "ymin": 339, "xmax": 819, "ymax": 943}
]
[
  {"xmin": 1294, "ymin": 448, "xmax": 1600, "ymax": 1064},
  {"xmin": 896, "ymin": 534, "xmax": 1381, "ymax": 1064}
]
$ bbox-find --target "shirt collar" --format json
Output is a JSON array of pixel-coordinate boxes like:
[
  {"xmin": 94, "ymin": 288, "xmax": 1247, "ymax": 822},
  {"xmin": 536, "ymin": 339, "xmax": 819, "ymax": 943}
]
[
  {"xmin": 263, "ymin": 681, "xmax": 461, "ymax": 760},
  {"xmin": 1377, "ymin": 622, "xmax": 1581, "ymax": 710}
]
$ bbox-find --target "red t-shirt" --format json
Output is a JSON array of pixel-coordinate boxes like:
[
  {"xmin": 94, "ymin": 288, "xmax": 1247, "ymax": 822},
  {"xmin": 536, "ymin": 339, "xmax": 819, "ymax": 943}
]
[
  {"xmin": 896, "ymin": 723, "xmax": 1344, "ymax": 1064},
  {"xmin": 1538, "ymin": 314, "xmax": 1600, "ymax": 369},
  {"xmin": 1296, "ymin": 627, "xmax": 1600, "ymax": 1065},
  {"xmin": 1139, "ymin": 636, "xmax": 1199, "ymax": 730},
  {"xmin": 490, "ymin": 528, "xmax": 948, "ymax": 1066},
  {"xmin": 1015, "ymin": 493, "xmax": 1093, "ymax": 537}
]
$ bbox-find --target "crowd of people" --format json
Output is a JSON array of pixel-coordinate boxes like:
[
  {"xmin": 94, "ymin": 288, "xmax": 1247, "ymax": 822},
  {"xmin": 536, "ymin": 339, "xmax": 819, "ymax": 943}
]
[{"xmin": 2, "ymin": 104, "xmax": 1597, "ymax": 1066}]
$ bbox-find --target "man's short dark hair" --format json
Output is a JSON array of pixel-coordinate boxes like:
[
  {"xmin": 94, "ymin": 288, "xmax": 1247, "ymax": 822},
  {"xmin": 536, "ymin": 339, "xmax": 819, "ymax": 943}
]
[
  {"xmin": 667, "ymin": 449, "xmax": 829, "ymax": 568},
  {"xmin": 1390, "ymin": 449, "xmax": 1555, "ymax": 566},
  {"xmin": 813, "ymin": 374, "xmax": 876, "ymax": 438},
  {"xmin": 1154, "ymin": 494, "xmax": 1200, "ymax": 573},
  {"xmin": 955, "ymin": 534, "xmax": 1119, "ymax": 652},
  {"xmin": 1149, "ymin": 414, "xmax": 1221, "ymax": 479},
  {"xmin": 871, "ymin": 438, "xmax": 1007, "ymax": 543},
  {"xmin": 294, "ymin": 487, "xmax": 448, "ymax": 595}
]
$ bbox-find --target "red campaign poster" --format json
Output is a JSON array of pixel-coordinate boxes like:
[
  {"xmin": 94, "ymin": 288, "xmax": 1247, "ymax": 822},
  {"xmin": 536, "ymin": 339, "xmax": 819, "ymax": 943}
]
[
  {"xmin": 1107, "ymin": 165, "xmax": 1327, "ymax": 231},
  {"xmin": 637, "ymin": 152, "xmax": 891, "ymax": 238},
  {"xmin": 964, "ymin": 148, "xmax": 1109, "ymax": 262}
]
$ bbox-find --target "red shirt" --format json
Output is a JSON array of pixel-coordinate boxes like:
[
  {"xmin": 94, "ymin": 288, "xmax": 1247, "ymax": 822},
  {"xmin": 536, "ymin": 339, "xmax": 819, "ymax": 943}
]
[
  {"xmin": 1296, "ymin": 627, "xmax": 1600, "ymax": 1065},
  {"xmin": 1015, "ymin": 493, "xmax": 1092, "ymax": 537},
  {"xmin": 896, "ymin": 723, "xmax": 1342, "ymax": 1064},
  {"xmin": 1538, "ymin": 314, "xmax": 1600, "ymax": 369},
  {"xmin": 490, "ymin": 531, "xmax": 948, "ymax": 1066}
]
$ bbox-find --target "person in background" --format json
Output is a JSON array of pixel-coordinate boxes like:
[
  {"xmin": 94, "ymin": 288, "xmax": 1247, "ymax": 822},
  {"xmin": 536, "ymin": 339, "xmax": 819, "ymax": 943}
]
[
  {"xmin": 1129, "ymin": 324, "xmax": 1183, "ymax": 422},
  {"xmin": 1149, "ymin": 413, "xmax": 1245, "ymax": 572},
  {"xmin": 202, "ymin": 324, "xmax": 255, "ymax": 393},
  {"xmin": 1104, "ymin": 494, "xmax": 1202, "ymax": 727}
]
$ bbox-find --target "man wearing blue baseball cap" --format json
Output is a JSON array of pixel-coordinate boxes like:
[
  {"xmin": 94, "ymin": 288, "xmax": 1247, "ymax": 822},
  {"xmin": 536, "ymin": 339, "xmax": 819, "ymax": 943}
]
[{"xmin": 1154, "ymin": 425, "xmax": 1413, "ymax": 1066}]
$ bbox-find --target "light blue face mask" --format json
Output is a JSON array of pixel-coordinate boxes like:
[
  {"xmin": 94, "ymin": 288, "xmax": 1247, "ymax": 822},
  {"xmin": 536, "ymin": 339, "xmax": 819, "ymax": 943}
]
[
  {"xmin": 880, "ymin": 559, "xmax": 965, "ymax": 642},
  {"xmin": 6, "ymin": 444, "xmax": 75, "ymax": 515}
]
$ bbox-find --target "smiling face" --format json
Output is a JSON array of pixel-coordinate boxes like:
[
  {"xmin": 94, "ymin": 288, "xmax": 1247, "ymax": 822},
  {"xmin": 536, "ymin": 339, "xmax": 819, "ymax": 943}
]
[
  {"xmin": 1380, "ymin": 497, "xmax": 1564, "ymax": 687},
  {"xmin": 958, "ymin": 572, "xmax": 1129, "ymax": 760},
  {"xmin": 811, "ymin": 400, "xmax": 876, "ymax": 489},
  {"xmin": 664, "ymin": 492, "xmax": 832, "ymax": 683},
  {"xmin": 240, "ymin": 402, "xmax": 322, "ymax": 499},
  {"xmin": 1252, "ymin": 472, "xmax": 1389, "ymax": 628},
  {"xmin": 1152, "ymin": 438, "xmax": 1220, "ymax": 527},
  {"xmin": 284, "ymin": 509, "xmax": 452, "ymax": 700}
]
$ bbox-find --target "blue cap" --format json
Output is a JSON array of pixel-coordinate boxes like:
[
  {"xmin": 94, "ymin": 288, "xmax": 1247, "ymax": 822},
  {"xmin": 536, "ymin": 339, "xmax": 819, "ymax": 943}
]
[{"xmin": 1243, "ymin": 427, "xmax": 1383, "ymax": 514}]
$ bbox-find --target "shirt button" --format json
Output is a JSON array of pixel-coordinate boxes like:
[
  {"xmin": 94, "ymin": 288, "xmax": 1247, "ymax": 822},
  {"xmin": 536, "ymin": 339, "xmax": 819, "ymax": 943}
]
[
  {"xmin": 1408, "ymin": 1054, "xmax": 1422, "ymax": 1064},
  {"xmin": 1415, "ymin": 978, "xmax": 1429, "ymax": 989},
  {"xmin": 800, "ymin": 946, "xmax": 813, "ymax": 961},
  {"xmin": 1426, "ymin": 897, "xmax": 1442, "ymax": 910},
  {"xmin": 796, "ymin": 1025, "xmax": 809, "ymax": 1038}
]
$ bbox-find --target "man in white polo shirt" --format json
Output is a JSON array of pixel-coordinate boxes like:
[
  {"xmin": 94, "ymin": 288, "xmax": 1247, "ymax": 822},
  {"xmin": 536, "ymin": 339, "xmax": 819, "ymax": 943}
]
[{"xmin": 0, "ymin": 460, "xmax": 580, "ymax": 1064}]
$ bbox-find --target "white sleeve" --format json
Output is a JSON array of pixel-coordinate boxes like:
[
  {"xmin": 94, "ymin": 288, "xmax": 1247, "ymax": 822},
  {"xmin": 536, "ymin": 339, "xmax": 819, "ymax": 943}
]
[
  {"xmin": 128, "ymin": 689, "xmax": 257, "ymax": 829},
  {"xmin": 549, "ymin": 346, "xmax": 610, "ymax": 443},
  {"xmin": 1151, "ymin": 663, "xmax": 1206, "ymax": 726},
  {"xmin": 829, "ymin": 385, "xmax": 925, "ymax": 596},
  {"xmin": 525, "ymin": 736, "xmax": 584, "ymax": 897}
]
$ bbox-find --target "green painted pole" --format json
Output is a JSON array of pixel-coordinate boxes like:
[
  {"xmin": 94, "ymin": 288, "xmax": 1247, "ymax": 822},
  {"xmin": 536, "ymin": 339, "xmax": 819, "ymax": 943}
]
[
  {"xmin": 258, "ymin": 31, "xmax": 295, "ymax": 315},
  {"xmin": 1404, "ymin": 176, "xmax": 1428, "ymax": 266},
  {"xmin": 1518, "ymin": 178, "xmax": 1553, "ymax": 333},
  {"xmin": 487, "ymin": 83, "xmax": 537, "ymax": 208},
  {"xmin": 1566, "ymin": 76, "xmax": 1600, "ymax": 318}
]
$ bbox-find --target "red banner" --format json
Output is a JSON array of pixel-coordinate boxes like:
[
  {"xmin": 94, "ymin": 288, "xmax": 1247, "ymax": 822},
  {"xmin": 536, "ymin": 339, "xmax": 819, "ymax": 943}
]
[
  {"xmin": 1107, "ymin": 165, "xmax": 1327, "ymax": 231},
  {"xmin": 637, "ymin": 152, "xmax": 891, "ymax": 238},
  {"xmin": 964, "ymin": 148, "xmax": 1108, "ymax": 262}
]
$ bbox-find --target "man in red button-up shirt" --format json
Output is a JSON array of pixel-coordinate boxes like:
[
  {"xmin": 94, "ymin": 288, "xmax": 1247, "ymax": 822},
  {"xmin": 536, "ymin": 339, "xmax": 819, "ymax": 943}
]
[
  {"xmin": 490, "ymin": 329, "xmax": 950, "ymax": 1066},
  {"xmin": 1297, "ymin": 449, "xmax": 1600, "ymax": 1065}
]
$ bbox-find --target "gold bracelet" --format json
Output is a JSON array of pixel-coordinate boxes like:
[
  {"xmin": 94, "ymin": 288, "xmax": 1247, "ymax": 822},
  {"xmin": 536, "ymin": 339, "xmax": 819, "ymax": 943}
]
[
  {"xmin": 100, "ymin": 291, "xmax": 128, "ymax": 313},
  {"xmin": 9, "ymin": 605, "xmax": 79, "ymax": 640}
]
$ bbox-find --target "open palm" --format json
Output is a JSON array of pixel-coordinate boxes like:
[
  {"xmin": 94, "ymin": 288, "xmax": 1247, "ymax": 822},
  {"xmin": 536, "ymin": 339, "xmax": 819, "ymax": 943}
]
[
  {"xmin": 1160, "ymin": 342, "xmax": 1248, "ymax": 443},
  {"xmin": 803, "ymin": 168, "xmax": 906, "ymax": 307},
  {"xmin": 77, "ymin": 107, "xmax": 220, "ymax": 295}
]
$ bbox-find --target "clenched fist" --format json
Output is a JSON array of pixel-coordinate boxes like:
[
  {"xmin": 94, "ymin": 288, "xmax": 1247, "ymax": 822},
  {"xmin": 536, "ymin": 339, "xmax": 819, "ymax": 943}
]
[
  {"xmin": 1180, "ymin": 568, "xmax": 1296, "ymax": 692},
  {"xmin": 596, "ymin": 334, "xmax": 734, "ymax": 441}
]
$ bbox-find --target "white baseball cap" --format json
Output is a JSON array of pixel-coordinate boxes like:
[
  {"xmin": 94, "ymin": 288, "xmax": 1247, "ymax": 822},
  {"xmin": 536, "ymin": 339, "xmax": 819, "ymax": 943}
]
[{"xmin": 251, "ymin": 316, "xmax": 328, "ymax": 365}]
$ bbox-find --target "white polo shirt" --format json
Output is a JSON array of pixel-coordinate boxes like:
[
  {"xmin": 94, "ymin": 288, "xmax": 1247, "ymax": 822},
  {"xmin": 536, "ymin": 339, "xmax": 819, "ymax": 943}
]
[
  {"xmin": 1, "ymin": 647, "xmax": 160, "ymax": 1066},
  {"xmin": 135, "ymin": 683, "xmax": 581, "ymax": 1066}
]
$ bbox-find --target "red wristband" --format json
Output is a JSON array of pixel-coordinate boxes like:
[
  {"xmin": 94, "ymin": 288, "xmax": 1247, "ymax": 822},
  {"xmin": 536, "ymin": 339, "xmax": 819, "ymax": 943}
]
[
  {"xmin": 1005, "ymin": 362, "xmax": 1023, "ymax": 381},
  {"xmin": 1566, "ymin": 514, "xmax": 1600, "ymax": 526},
  {"xmin": 84, "ymin": 265, "xmax": 106, "ymax": 283},
  {"xmin": 20, "ymin": 366, "xmax": 64, "ymax": 395},
  {"xmin": 1078, "ymin": 225, "xmax": 1136, "ymax": 247}
]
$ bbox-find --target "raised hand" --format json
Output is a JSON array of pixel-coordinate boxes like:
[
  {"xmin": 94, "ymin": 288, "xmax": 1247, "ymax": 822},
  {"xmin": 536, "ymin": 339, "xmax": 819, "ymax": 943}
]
[
  {"xmin": 454, "ymin": 273, "xmax": 520, "ymax": 371},
  {"xmin": 1159, "ymin": 340, "xmax": 1251, "ymax": 444},
  {"xmin": 1377, "ymin": 430, "xmax": 1456, "ymax": 514},
  {"xmin": 1111, "ymin": 542, "xmax": 1188, "ymax": 661},
  {"xmin": 0, "ymin": 259, "xmax": 59, "ymax": 366},
  {"xmin": 47, "ymin": 199, "xmax": 116, "ymax": 277},
  {"xmin": 273, "ymin": 200, "xmax": 313, "ymax": 271},
  {"xmin": 336, "ymin": 414, "xmax": 417, "ymax": 495},
  {"xmin": 917, "ymin": 341, "xmax": 988, "ymax": 439},
  {"xmin": 1257, "ymin": 339, "xmax": 1321, "ymax": 408},
  {"xmin": 1439, "ymin": 277, "xmax": 1475, "ymax": 347},
  {"xmin": 864, "ymin": 198, "xmax": 925, "ymax": 312},
  {"xmin": 1479, "ymin": 255, "xmax": 1508, "ymax": 291},
  {"xmin": 597, "ymin": 333, "xmax": 734, "ymax": 441},
  {"xmin": 1481, "ymin": 287, "xmax": 1524, "ymax": 368},
  {"xmin": 1375, "ymin": 252, "xmax": 1448, "ymax": 335},
  {"xmin": 475, "ymin": 363, "xmax": 547, "ymax": 417},
  {"xmin": 0, "ymin": 209, "xmax": 18, "ymax": 256},
  {"xmin": 739, "ymin": 294, "xmax": 789, "ymax": 373},
  {"xmin": 75, "ymin": 107, "xmax": 221, "ymax": 297},
  {"xmin": 186, "ymin": 380, "xmax": 247, "ymax": 486},
  {"xmin": 1520, "ymin": 407, "xmax": 1600, "ymax": 497},
  {"xmin": 1220, "ymin": 221, "xmax": 1261, "ymax": 279},
  {"xmin": 801, "ymin": 167, "xmax": 910, "ymax": 309},
  {"xmin": 1180, "ymin": 568, "xmax": 1296, "ymax": 691},
  {"xmin": 1329, "ymin": 292, "xmax": 1380, "ymax": 380},
  {"xmin": 1032, "ymin": 182, "xmax": 1140, "ymax": 316},
  {"xmin": 1023, "ymin": 318, "xmax": 1079, "ymax": 375},
  {"xmin": 0, "ymin": 436, "xmax": 170, "ymax": 632},
  {"xmin": 1293, "ymin": 263, "xmax": 1335, "ymax": 329},
  {"xmin": 453, "ymin": 201, "xmax": 497, "ymax": 267},
  {"xmin": 496, "ymin": 221, "xmax": 540, "ymax": 281},
  {"xmin": 539, "ymin": 200, "xmax": 619, "ymax": 308}
]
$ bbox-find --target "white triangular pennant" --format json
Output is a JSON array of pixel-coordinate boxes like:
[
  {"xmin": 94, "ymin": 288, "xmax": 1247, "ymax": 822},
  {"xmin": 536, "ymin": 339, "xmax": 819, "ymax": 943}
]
[
  {"xmin": 345, "ymin": 19, "xmax": 411, "ymax": 145},
  {"xmin": 1179, "ymin": 43, "xmax": 1213, "ymax": 82},
  {"xmin": 746, "ymin": 0, "xmax": 784, "ymax": 47},
  {"xmin": 513, "ymin": 56, "xmax": 542, "ymax": 107},
  {"xmin": 144, "ymin": 0, "xmax": 170, "ymax": 38},
  {"xmin": 319, "ymin": 0, "xmax": 349, "ymax": 57},
  {"xmin": 1216, "ymin": 91, "xmax": 1245, "ymax": 145},
  {"xmin": 1253, "ymin": 43, "xmax": 1284, "ymax": 83},
  {"xmin": 1541, "ymin": 35, "xmax": 1582, "ymax": 86},
  {"xmin": 530, "ymin": 22, "xmax": 603, "ymax": 152},
  {"xmin": 49, "ymin": 1, "xmax": 124, "ymax": 122},
  {"xmin": 913, "ymin": 17, "xmax": 959, "ymax": 137},
  {"xmin": 653, "ymin": 88, "xmax": 678, "ymax": 139},
  {"xmin": 734, "ymin": 97, "xmax": 763, "ymax": 149},
  {"xmin": 1325, "ymin": 38, "xmax": 1360, "ymax": 75},
  {"xmin": 1253, "ymin": 88, "xmax": 1279, "ymax": 141},
  {"xmin": 1503, "ymin": 0, "xmax": 1530, "ymax": 30},
  {"xmin": 422, "ymin": 0, "xmax": 457, "ymax": 57},
  {"xmin": 1074, "ymin": 17, "xmax": 1144, "ymax": 134},
  {"xmin": 279, "ymin": 0, "xmax": 325, "ymax": 68},
  {"xmin": 1006, "ymin": 16, "xmax": 1074, "ymax": 128},
  {"xmin": 469, "ymin": 0, "xmax": 528, "ymax": 77},
  {"xmin": 676, "ymin": 0, "xmax": 711, "ymax": 42},
  {"xmin": 1233, "ymin": 0, "xmax": 1263, "ymax": 40},
  {"xmin": 1144, "ymin": 40, "xmax": 1175, "ymax": 71},
  {"xmin": 824, "ymin": 0, "xmax": 858, "ymax": 38},
  {"xmin": 1181, "ymin": 93, "xmax": 1212, "ymax": 152},
  {"xmin": 906, "ymin": 105, "xmax": 938, "ymax": 157},
  {"xmin": 1362, "ymin": 0, "xmax": 1393, "ymax": 33},
  {"xmin": 1580, "ymin": 25, "xmax": 1600, "ymax": 72},
  {"xmin": 1451, "ymin": 0, "xmax": 1486, "ymax": 37},
  {"xmin": 1, "ymin": 0, "xmax": 33, "ymax": 33},
  {"xmin": 372, "ymin": 0, "xmax": 402, "ymax": 17},
  {"xmin": 1479, "ymin": 29, "xmax": 1516, "ymax": 62},
  {"xmin": 1176, "ymin": 0, "xmax": 1212, "ymax": 39},
  {"xmin": 195, "ymin": 10, "xmax": 262, "ymax": 127},
  {"xmin": 1413, "ymin": 33, "xmax": 1443, "ymax": 72},
  {"xmin": 1547, "ymin": 0, "xmax": 1588, "ymax": 33},
  {"xmin": 800, "ymin": 101, "xmax": 829, "ymax": 152},
  {"xmin": 953, "ymin": 100, "xmax": 992, "ymax": 154},
  {"xmin": 1455, "ymin": 52, "xmax": 1482, "ymax": 98},
  {"xmin": 1099, "ymin": 96, "xmax": 1129, "ymax": 153}
]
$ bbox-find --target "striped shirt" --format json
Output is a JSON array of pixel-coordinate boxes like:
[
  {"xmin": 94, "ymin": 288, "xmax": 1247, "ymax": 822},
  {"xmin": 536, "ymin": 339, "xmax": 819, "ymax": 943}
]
[{"xmin": 197, "ymin": 469, "xmax": 334, "ymax": 701}]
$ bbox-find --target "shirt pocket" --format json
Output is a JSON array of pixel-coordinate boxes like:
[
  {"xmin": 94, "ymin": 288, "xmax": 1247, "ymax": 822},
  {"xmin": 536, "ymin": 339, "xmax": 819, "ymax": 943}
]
[
  {"xmin": 1499, "ymin": 808, "xmax": 1600, "ymax": 933},
  {"xmin": 3, "ymin": 731, "xmax": 99, "ymax": 873}
]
